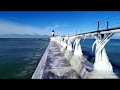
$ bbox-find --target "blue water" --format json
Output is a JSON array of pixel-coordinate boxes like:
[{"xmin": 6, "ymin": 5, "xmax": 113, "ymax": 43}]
[
  {"xmin": 81, "ymin": 39, "xmax": 120, "ymax": 78},
  {"xmin": 0, "ymin": 38, "xmax": 49, "ymax": 79}
]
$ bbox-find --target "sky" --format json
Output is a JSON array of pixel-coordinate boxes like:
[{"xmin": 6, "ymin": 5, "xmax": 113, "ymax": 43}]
[{"xmin": 0, "ymin": 11, "xmax": 120, "ymax": 38}]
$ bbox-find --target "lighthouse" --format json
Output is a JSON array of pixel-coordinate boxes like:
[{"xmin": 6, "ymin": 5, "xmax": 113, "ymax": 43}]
[
  {"xmin": 50, "ymin": 30, "xmax": 55, "ymax": 41},
  {"xmin": 51, "ymin": 30, "xmax": 55, "ymax": 37}
]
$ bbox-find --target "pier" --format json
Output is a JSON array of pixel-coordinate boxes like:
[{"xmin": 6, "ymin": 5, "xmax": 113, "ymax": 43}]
[
  {"xmin": 32, "ymin": 31, "xmax": 94, "ymax": 79},
  {"xmin": 32, "ymin": 41, "xmax": 81, "ymax": 79}
]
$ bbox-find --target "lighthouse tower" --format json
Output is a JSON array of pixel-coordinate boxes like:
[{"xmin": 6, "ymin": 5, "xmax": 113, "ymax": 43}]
[
  {"xmin": 50, "ymin": 30, "xmax": 55, "ymax": 41},
  {"xmin": 51, "ymin": 30, "xmax": 55, "ymax": 37}
]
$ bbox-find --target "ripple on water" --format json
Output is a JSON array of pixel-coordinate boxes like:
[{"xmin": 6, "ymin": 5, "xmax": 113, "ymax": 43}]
[
  {"xmin": 28, "ymin": 60, "xmax": 37, "ymax": 65},
  {"xmin": 33, "ymin": 54, "xmax": 41, "ymax": 57},
  {"xmin": 31, "ymin": 56, "xmax": 40, "ymax": 60},
  {"xmin": 15, "ymin": 70, "xmax": 28, "ymax": 77},
  {"xmin": 24, "ymin": 65, "xmax": 34, "ymax": 70},
  {"xmin": 23, "ymin": 58, "xmax": 30, "ymax": 61}
]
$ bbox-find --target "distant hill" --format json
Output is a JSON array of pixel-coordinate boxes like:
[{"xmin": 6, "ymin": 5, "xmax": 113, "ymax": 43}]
[{"xmin": 0, "ymin": 34, "xmax": 50, "ymax": 38}]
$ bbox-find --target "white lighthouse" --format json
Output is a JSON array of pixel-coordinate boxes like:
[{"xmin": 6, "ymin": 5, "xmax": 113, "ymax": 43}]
[
  {"xmin": 51, "ymin": 30, "xmax": 55, "ymax": 37},
  {"xmin": 50, "ymin": 30, "xmax": 55, "ymax": 41}
]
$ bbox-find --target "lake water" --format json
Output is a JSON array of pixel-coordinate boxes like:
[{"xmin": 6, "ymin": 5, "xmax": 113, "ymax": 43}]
[{"xmin": 0, "ymin": 38, "xmax": 49, "ymax": 79}]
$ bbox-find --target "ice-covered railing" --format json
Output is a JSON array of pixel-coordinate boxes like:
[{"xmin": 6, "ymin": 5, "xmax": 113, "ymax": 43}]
[
  {"xmin": 51, "ymin": 13, "xmax": 120, "ymax": 78},
  {"xmin": 52, "ymin": 35, "xmax": 92, "ymax": 78},
  {"xmin": 54, "ymin": 25, "xmax": 120, "ymax": 79}
]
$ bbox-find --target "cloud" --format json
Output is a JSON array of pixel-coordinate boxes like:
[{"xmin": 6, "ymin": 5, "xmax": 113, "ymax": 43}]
[
  {"xmin": 0, "ymin": 20, "xmax": 61, "ymax": 35},
  {"xmin": 44, "ymin": 24, "xmax": 60, "ymax": 30},
  {"xmin": 61, "ymin": 24, "xmax": 70, "ymax": 27},
  {"xmin": 10, "ymin": 17, "xmax": 17, "ymax": 20}
]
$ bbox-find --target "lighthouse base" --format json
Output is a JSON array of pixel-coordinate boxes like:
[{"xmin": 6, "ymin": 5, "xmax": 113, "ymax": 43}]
[{"xmin": 50, "ymin": 37, "xmax": 55, "ymax": 41}]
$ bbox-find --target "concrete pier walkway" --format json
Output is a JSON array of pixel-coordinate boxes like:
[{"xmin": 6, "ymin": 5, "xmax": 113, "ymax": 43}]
[{"xmin": 32, "ymin": 41, "xmax": 80, "ymax": 79}]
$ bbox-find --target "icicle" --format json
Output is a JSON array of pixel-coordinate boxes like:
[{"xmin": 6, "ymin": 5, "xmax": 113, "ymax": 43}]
[
  {"xmin": 89, "ymin": 33, "xmax": 118, "ymax": 78},
  {"xmin": 83, "ymin": 35, "xmax": 86, "ymax": 42},
  {"xmin": 64, "ymin": 37, "xmax": 73, "ymax": 60},
  {"xmin": 92, "ymin": 40, "xmax": 97, "ymax": 53},
  {"xmin": 88, "ymin": 33, "xmax": 118, "ymax": 79},
  {"xmin": 74, "ymin": 37, "xmax": 83, "ymax": 56},
  {"xmin": 67, "ymin": 38, "xmax": 73, "ymax": 51}
]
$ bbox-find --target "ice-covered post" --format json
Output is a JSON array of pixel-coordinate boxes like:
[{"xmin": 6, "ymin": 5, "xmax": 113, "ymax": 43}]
[
  {"xmin": 73, "ymin": 36, "xmax": 83, "ymax": 56},
  {"xmin": 90, "ymin": 32, "xmax": 118, "ymax": 78},
  {"xmin": 64, "ymin": 34, "xmax": 73, "ymax": 60},
  {"xmin": 67, "ymin": 36, "xmax": 72, "ymax": 52},
  {"xmin": 60, "ymin": 36, "xmax": 67, "ymax": 54},
  {"xmin": 70, "ymin": 36, "xmax": 87, "ymax": 76}
]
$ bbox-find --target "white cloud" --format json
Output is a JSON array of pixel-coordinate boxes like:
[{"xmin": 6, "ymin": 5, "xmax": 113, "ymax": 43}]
[
  {"xmin": 61, "ymin": 24, "xmax": 70, "ymax": 27},
  {"xmin": 10, "ymin": 17, "xmax": 17, "ymax": 20},
  {"xmin": 44, "ymin": 24, "xmax": 60, "ymax": 30},
  {"xmin": 0, "ymin": 20, "xmax": 62, "ymax": 35}
]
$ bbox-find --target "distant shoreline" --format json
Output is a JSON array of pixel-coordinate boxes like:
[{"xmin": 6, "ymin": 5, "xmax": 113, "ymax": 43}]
[
  {"xmin": 0, "ymin": 38, "xmax": 50, "ymax": 41},
  {"xmin": 0, "ymin": 38, "xmax": 120, "ymax": 40}
]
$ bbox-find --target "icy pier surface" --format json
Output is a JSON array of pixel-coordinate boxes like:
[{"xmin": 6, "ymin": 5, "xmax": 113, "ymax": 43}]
[{"xmin": 32, "ymin": 41, "xmax": 80, "ymax": 79}]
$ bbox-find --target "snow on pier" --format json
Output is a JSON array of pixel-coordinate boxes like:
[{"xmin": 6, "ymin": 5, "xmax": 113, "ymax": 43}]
[{"xmin": 32, "ymin": 41, "xmax": 80, "ymax": 79}]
